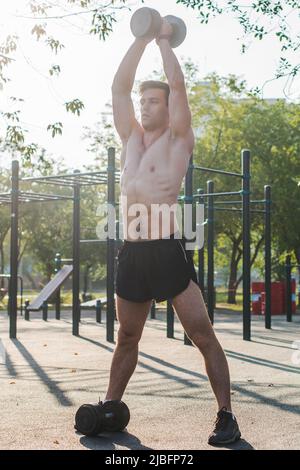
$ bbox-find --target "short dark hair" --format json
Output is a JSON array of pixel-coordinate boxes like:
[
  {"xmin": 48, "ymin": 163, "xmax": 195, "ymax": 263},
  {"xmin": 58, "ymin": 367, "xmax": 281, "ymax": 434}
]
[{"xmin": 139, "ymin": 80, "xmax": 170, "ymax": 106}]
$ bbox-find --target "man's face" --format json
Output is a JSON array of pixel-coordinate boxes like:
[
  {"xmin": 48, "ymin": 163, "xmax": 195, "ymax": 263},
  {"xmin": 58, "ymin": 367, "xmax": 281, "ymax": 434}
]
[{"xmin": 140, "ymin": 88, "xmax": 169, "ymax": 131}]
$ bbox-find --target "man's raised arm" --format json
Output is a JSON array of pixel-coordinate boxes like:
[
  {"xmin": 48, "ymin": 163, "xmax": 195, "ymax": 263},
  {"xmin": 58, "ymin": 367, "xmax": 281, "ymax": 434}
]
[
  {"xmin": 111, "ymin": 38, "xmax": 149, "ymax": 142},
  {"xmin": 156, "ymin": 21, "xmax": 192, "ymax": 140}
]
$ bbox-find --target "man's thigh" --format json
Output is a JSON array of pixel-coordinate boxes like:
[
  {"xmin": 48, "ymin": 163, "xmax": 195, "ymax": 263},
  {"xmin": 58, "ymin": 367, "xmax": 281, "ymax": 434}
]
[
  {"xmin": 171, "ymin": 280, "xmax": 215, "ymax": 342},
  {"xmin": 116, "ymin": 295, "xmax": 152, "ymax": 341}
]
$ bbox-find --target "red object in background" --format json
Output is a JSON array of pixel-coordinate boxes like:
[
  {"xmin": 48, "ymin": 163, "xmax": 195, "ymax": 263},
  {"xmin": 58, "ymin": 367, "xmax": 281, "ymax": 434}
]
[
  {"xmin": 281, "ymin": 279, "xmax": 297, "ymax": 313},
  {"xmin": 252, "ymin": 280, "xmax": 297, "ymax": 315},
  {"xmin": 251, "ymin": 282, "xmax": 265, "ymax": 314},
  {"xmin": 261, "ymin": 282, "xmax": 284, "ymax": 315},
  {"xmin": 261, "ymin": 291, "xmax": 266, "ymax": 314}
]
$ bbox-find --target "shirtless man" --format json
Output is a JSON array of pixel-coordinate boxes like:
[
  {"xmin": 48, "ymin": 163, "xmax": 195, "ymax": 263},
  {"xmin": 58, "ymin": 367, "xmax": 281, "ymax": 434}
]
[{"xmin": 105, "ymin": 19, "xmax": 241, "ymax": 446}]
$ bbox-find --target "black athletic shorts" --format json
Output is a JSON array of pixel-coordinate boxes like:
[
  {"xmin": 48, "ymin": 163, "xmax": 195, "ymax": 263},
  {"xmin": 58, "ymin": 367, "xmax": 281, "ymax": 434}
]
[{"xmin": 116, "ymin": 233, "xmax": 198, "ymax": 303}]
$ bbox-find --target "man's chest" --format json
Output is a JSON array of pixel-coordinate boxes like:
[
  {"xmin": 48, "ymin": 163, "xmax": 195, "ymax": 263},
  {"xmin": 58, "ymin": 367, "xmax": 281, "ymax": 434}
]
[{"xmin": 123, "ymin": 132, "xmax": 171, "ymax": 173}]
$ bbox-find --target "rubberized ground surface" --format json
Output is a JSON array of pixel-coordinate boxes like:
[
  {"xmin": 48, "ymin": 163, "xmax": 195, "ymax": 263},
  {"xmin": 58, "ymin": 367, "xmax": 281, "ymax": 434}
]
[{"xmin": 0, "ymin": 308, "xmax": 299, "ymax": 450}]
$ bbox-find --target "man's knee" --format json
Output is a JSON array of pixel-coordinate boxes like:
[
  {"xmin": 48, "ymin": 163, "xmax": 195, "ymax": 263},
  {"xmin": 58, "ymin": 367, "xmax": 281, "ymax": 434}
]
[
  {"xmin": 189, "ymin": 330, "xmax": 217, "ymax": 352},
  {"xmin": 117, "ymin": 327, "xmax": 141, "ymax": 347}
]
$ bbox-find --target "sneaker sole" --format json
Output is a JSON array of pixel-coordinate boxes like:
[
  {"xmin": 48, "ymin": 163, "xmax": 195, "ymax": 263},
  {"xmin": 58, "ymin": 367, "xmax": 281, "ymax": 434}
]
[{"xmin": 208, "ymin": 430, "xmax": 241, "ymax": 446}]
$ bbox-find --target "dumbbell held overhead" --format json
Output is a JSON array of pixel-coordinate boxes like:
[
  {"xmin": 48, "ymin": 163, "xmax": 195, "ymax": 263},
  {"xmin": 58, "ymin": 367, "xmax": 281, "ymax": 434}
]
[{"xmin": 130, "ymin": 7, "xmax": 187, "ymax": 48}]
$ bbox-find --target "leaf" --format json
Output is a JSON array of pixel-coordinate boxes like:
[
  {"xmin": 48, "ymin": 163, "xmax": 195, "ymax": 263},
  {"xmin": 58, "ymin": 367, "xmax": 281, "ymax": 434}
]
[
  {"xmin": 45, "ymin": 37, "xmax": 65, "ymax": 55},
  {"xmin": 65, "ymin": 99, "xmax": 85, "ymax": 117},
  {"xmin": 46, "ymin": 122, "xmax": 63, "ymax": 138},
  {"xmin": 49, "ymin": 65, "xmax": 61, "ymax": 77},
  {"xmin": 31, "ymin": 24, "xmax": 47, "ymax": 41}
]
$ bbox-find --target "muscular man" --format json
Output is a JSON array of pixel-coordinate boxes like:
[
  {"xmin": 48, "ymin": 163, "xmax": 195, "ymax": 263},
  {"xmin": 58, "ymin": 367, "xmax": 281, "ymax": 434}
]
[{"xmin": 105, "ymin": 19, "xmax": 241, "ymax": 446}]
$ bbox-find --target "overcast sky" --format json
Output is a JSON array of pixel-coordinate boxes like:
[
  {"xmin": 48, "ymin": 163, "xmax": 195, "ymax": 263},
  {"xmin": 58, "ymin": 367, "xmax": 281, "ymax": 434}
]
[{"xmin": 0, "ymin": 0, "xmax": 299, "ymax": 170}]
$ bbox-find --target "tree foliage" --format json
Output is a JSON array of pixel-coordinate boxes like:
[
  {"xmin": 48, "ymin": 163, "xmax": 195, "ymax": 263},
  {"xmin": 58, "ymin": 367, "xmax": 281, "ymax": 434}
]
[
  {"xmin": 176, "ymin": 0, "xmax": 300, "ymax": 97},
  {"xmin": 1, "ymin": 0, "xmax": 299, "ymax": 166}
]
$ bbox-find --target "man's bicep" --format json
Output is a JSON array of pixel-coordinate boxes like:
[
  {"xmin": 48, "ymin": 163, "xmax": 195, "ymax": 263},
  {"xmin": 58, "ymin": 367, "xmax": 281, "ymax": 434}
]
[{"xmin": 112, "ymin": 92, "xmax": 138, "ymax": 142}]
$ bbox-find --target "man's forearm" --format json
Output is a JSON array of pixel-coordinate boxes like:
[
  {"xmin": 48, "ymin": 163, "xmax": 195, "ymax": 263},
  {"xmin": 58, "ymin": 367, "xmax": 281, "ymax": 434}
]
[
  {"xmin": 158, "ymin": 39, "xmax": 185, "ymax": 86},
  {"xmin": 112, "ymin": 38, "xmax": 148, "ymax": 93}
]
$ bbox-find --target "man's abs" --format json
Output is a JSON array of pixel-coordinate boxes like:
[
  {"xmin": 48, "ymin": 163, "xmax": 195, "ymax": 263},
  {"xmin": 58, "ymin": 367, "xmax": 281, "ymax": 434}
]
[{"xmin": 119, "ymin": 126, "xmax": 191, "ymax": 241}]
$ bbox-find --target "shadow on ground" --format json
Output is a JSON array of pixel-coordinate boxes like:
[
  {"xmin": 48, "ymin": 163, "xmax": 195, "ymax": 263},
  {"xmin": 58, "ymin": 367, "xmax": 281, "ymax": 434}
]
[
  {"xmin": 78, "ymin": 429, "xmax": 153, "ymax": 450},
  {"xmin": 77, "ymin": 431, "xmax": 255, "ymax": 451}
]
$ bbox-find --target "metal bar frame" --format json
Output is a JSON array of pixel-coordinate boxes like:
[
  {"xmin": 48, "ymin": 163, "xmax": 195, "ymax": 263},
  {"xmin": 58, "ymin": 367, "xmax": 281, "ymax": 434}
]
[
  {"xmin": 20, "ymin": 170, "xmax": 108, "ymax": 182},
  {"xmin": 72, "ymin": 172, "xmax": 81, "ymax": 336},
  {"xmin": 167, "ymin": 300, "xmax": 174, "ymax": 338},
  {"xmin": 106, "ymin": 147, "xmax": 116, "ymax": 343},
  {"xmin": 183, "ymin": 155, "xmax": 194, "ymax": 346},
  {"xmin": 9, "ymin": 160, "xmax": 19, "ymax": 338},
  {"xmin": 207, "ymin": 181, "xmax": 214, "ymax": 325},
  {"xmin": 242, "ymin": 150, "xmax": 251, "ymax": 341},
  {"xmin": 193, "ymin": 191, "xmax": 243, "ymax": 198},
  {"xmin": 213, "ymin": 200, "xmax": 265, "ymax": 205},
  {"xmin": 197, "ymin": 189, "xmax": 205, "ymax": 294},
  {"xmin": 192, "ymin": 165, "xmax": 243, "ymax": 178},
  {"xmin": 264, "ymin": 185, "xmax": 272, "ymax": 329},
  {"xmin": 207, "ymin": 207, "xmax": 265, "ymax": 214},
  {"xmin": 286, "ymin": 255, "xmax": 292, "ymax": 322}
]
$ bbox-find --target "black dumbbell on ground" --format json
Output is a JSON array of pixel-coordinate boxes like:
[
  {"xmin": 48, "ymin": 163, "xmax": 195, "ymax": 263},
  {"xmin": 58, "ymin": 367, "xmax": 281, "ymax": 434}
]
[{"xmin": 74, "ymin": 400, "xmax": 130, "ymax": 436}]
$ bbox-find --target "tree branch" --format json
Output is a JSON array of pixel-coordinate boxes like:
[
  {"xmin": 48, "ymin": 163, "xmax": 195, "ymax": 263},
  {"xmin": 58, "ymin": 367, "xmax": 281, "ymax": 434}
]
[
  {"xmin": 236, "ymin": 234, "xmax": 264, "ymax": 286},
  {"xmin": 14, "ymin": 1, "xmax": 128, "ymax": 20},
  {"xmin": 0, "ymin": 53, "xmax": 16, "ymax": 62},
  {"xmin": 18, "ymin": 239, "xmax": 29, "ymax": 264}
]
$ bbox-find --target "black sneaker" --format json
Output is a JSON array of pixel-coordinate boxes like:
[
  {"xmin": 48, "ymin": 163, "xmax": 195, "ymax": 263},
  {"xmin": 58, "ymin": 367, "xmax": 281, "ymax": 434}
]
[{"xmin": 208, "ymin": 407, "xmax": 241, "ymax": 446}]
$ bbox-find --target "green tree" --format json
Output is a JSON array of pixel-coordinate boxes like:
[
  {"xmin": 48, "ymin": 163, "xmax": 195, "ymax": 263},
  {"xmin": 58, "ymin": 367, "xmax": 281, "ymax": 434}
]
[
  {"xmin": 2, "ymin": 0, "xmax": 300, "ymax": 167},
  {"xmin": 88, "ymin": 60, "xmax": 300, "ymax": 303},
  {"xmin": 0, "ymin": 0, "xmax": 130, "ymax": 165},
  {"xmin": 176, "ymin": 0, "xmax": 300, "ymax": 98},
  {"xmin": 189, "ymin": 72, "xmax": 300, "ymax": 302}
]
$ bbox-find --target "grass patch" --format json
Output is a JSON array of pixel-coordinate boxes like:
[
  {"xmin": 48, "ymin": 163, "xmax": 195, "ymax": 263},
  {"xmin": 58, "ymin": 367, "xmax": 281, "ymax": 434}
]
[{"xmin": 0, "ymin": 288, "xmax": 244, "ymax": 313}]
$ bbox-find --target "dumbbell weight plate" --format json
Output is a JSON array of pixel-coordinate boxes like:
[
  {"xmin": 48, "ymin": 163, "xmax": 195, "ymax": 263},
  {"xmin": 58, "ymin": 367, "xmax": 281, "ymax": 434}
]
[
  {"xmin": 74, "ymin": 400, "xmax": 130, "ymax": 436},
  {"xmin": 100, "ymin": 400, "xmax": 130, "ymax": 432},
  {"xmin": 74, "ymin": 402, "xmax": 104, "ymax": 436},
  {"xmin": 130, "ymin": 7, "xmax": 162, "ymax": 39},
  {"xmin": 164, "ymin": 15, "xmax": 187, "ymax": 48}
]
